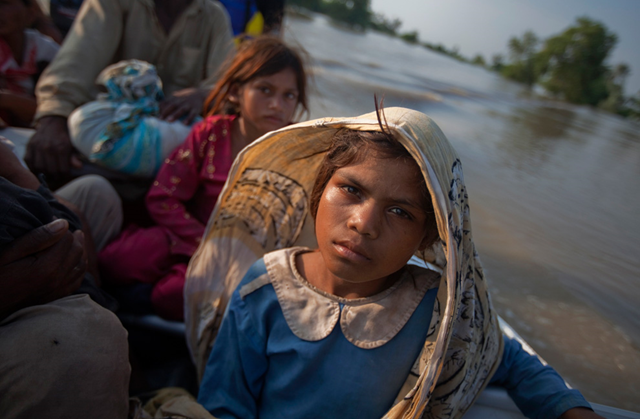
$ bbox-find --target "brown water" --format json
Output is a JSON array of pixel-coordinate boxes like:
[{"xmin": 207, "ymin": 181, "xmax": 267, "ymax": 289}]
[{"xmin": 285, "ymin": 14, "xmax": 640, "ymax": 411}]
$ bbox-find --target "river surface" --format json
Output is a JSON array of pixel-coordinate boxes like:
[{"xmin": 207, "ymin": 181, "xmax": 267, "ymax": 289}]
[{"xmin": 284, "ymin": 14, "xmax": 640, "ymax": 411}]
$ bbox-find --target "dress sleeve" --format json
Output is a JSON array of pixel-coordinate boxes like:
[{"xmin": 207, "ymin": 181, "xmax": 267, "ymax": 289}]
[
  {"xmin": 489, "ymin": 336, "xmax": 592, "ymax": 419},
  {"xmin": 197, "ymin": 290, "xmax": 267, "ymax": 419},
  {"xmin": 34, "ymin": 0, "xmax": 126, "ymax": 119},
  {"xmin": 145, "ymin": 123, "xmax": 209, "ymax": 252}
]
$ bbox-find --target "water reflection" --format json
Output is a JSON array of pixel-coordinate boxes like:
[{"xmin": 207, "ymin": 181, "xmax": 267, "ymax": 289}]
[{"xmin": 494, "ymin": 105, "xmax": 580, "ymax": 169}]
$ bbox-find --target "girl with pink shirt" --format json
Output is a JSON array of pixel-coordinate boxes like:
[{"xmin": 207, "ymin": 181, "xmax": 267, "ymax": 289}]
[{"xmin": 99, "ymin": 36, "xmax": 308, "ymax": 320}]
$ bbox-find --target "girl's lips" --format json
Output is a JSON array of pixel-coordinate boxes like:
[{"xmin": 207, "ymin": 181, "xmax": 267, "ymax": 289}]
[
  {"xmin": 264, "ymin": 115, "xmax": 284, "ymax": 125},
  {"xmin": 334, "ymin": 242, "xmax": 370, "ymax": 262}
]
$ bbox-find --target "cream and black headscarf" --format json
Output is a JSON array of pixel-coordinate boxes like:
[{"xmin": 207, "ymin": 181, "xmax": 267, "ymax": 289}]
[{"xmin": 185, "ymin": 107, "xmax": 504, "ymax": 419}]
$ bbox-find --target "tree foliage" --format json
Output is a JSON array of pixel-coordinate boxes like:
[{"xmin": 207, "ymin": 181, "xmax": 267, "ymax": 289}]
[
  {"xmin": 287, "ymin": 0, "xmax": 371, "ymax": 29},
  {"xmin": 612, "ymin": 63, "xmax": 630, "ymax": 90},
  {"xmin": 501, "ymin": 31, "xmax": 539, "ymax": 87},
  {"xmin": 370, "ymin": 13, "xmax": 402, "ymax": 35},
  {"xmin": 491, "ymin": 54, "xmax": 505, "ymax": 72},
  {"xmin": 624, "ymin": 92, "xmax": 640, "ymax": 120},
  {"xmin": 507, "ymin": 31, "xmax": 539, "ymax": 62},
  {"xmin": 400, "ymin": 30, "xmax": 419, "ymax": 44},
  {"xmin": 537, "ymin": 17, "xmax": 617, "ymax": 106},
  {"xmin": 289, "ymin": 0, "xmax": 323, "ymax": 12},
  {"xmin": 495, "ymin": 17, "xmax": 634, "ymax": 117},
  {"xmin": 321, "ymin": 0, "xmax": 370, "ymax": 29},
  {"xmin": 472, "ymin": 54, "xmax": 486, "ymax": 67}
]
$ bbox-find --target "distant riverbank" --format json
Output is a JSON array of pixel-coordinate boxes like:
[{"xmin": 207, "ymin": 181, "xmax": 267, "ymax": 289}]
[{"xmin": 286, "ymin": 3, "xmax": 639, "ymax": 120}]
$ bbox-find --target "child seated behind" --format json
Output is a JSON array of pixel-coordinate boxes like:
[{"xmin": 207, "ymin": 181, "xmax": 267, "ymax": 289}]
[
  {"xmin": 0, "ymin": 0, "xmax": 59, "ymax": 127},
  {"xmin": 98, "ymin": 36, "xmax": 308, "ymax": 320},
  {"xmin": 196, "ymin": 107, "xmax": 602, "ymax": 419}
]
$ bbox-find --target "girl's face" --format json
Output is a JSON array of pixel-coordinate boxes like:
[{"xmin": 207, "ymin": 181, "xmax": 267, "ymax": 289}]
[
  {"xmin": 314, "ymin": 152, "xmax": 432, "ymax": 288},
  {"xmin": 232, "ymin": 67, "xmax": 299, "ymax": 140}
]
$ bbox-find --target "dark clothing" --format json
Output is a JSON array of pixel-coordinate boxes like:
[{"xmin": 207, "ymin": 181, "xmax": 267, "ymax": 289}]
[
  {"xmin": 0, "ymin": 176, "xmax": 117, "ymax": 310},
  {"xmin": 0, "ymin": 175, "xmax": 82, "ymax": 245},
  {"xmin": 49, "ymin": 0, "xmax": 84, "ymax": 36}
]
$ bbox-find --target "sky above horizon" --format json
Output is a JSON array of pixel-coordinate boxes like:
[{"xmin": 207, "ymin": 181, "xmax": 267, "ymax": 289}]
[{"xmin": 370, "ymin": 0, "xmax": 640, "ymax": 94}]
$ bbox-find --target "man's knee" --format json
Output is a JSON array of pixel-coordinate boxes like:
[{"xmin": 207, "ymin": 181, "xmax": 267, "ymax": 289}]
[
  {"xmin": 56, "ymin": 175, "xmax": 123, "ymax": 250},
  {"xmin": 0, "ymin": 295, "xmax": 130, "ymax": 419}
]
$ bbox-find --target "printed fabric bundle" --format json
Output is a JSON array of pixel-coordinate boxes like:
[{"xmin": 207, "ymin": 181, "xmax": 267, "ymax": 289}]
[
  {"xmin": 185, "ymin": 107, "xmax": 504, "ymax": 419},
  {"xmin": 68, "ymin": 59, "xmax": 193, "ymax": 177}
]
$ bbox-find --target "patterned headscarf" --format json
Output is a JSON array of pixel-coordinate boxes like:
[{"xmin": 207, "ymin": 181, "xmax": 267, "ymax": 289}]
[{"xmin": 185, "ymin": 107, "xmax": 503, "ymax": 418}]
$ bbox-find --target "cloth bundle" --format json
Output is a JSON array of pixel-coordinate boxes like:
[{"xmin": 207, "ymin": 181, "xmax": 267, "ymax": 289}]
[
  {"xmin": 185, "ymin": 108, "xmax": 504, "ymax": 418},
  {"xmin": 68, "ymin": 60, "xmax": 194, "ymax": 177}
]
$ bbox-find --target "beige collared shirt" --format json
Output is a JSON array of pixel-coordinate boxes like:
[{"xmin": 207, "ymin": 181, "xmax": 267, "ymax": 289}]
[{"xmin": 35, "ymin": 0, "xmax": 233, "ymax": 120}]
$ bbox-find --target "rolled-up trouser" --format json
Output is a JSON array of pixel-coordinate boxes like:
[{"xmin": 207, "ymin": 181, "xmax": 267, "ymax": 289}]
[
  {"xmin": 56, "ymin": 174, "xmax": 123, "ymax": 251},
  {"xmin": 0, "ymin": 295, "xmax": 130, "ymax": 419}
]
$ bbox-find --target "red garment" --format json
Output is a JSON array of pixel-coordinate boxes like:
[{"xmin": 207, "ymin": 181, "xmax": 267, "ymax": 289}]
[
  {"xmin": 0, "ymin": 30, "xmax": 59, "ymax": 95},
  {"xmin": 146, "ymin": 114, "xmax": 235, "ymax": 256},
  {"xmin": 0, "ymin": 30, "xmax": 58, "ymax": 125},
  {"xmin": 0, "ymin": 36, "xmax": 38, "ymax": 94},
  {"xmin": 99, "ymin": 115, "xmax": 235, "ymax": 320}
]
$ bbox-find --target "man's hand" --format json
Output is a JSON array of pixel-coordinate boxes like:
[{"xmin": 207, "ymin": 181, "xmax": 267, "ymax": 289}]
[
  {"xmin": 159, "ymin": 87, "xmax": 207, "ymax": 125},
  {"xmin": 25, "ymin": 116, "xmax": 83, "ymax": 175},
  {"xmin": 0, "ymin": 219, "xmax": 87, "ymax": 320}
]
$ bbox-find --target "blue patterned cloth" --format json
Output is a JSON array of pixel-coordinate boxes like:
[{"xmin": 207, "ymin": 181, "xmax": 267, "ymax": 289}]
[
  {"xmin": 89, "ymin": 60, "xmax": 164, "ymax": 176},
  {"xmin": 69, "ymin": 60, "xmax": 195, "ymax": 177}
]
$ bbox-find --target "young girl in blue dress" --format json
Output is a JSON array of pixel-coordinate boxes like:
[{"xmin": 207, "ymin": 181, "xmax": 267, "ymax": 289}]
[{"xmin": 188, "ymin": 106, "xmax": 603, "ymax": 419}]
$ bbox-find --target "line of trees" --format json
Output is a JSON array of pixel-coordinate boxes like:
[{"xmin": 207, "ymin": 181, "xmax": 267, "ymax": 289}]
[
  {"xmin": 287, "ymin": 0, "xmax": 639, "ymax": 119},
  {"xmin": 495, "ymin": 18, "xmax": 637, "ymax": 118},
  {"xmin": 287, "ymin": 0, "xmax": 371, "ymax": 30},
  {"xmin": 287, "ymin": 0, "xmax": 477, "ymax": 63}
]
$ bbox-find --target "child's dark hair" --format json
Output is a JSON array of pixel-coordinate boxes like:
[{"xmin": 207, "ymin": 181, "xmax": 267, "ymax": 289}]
[
  {"xmin": 309, "ymin": 117, "xmax": 439, "ymax": 248},
  {"xmin": 204, "ymin": 35, "xmax": 308, "ymax": 120}
]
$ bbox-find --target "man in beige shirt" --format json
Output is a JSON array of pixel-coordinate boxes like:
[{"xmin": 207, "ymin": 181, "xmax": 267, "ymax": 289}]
[{"xmin": 26, "ymin": 0, "xmax": 233, "ymax": 176}]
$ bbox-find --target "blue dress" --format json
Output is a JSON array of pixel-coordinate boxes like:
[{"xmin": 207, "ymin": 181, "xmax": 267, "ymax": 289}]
[{"xmin": 198, "ymin": 249, "xmax": 591, "ymax": 419}]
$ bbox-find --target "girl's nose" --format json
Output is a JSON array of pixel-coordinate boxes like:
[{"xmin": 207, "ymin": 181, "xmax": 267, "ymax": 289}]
[
  {"xmin": 347, "ymin": 203, "xmax": 380, "ymax": 239},
  {"xmin": 269, "ymin": 96, "xmax": 283, "ymax": 110}
]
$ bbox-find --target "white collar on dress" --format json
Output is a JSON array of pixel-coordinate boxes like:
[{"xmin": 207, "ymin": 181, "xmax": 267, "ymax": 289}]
[{"xmin": 240, "ymin": 247, "xmax": 440, "ymax": 349}]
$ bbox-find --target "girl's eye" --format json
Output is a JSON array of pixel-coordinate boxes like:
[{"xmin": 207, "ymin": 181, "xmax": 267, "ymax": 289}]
[
  {"xmin": 341, "ymin": 185, "xmax": 359, "ymax": 196},
  {"xmin": 390, "ymin": 207, "xmax": 412, "ymax": 219},
  {"xmin": 285, "ymin": 92, "xmax": 298, "ymax": 100},
  {"xmin": 259, "ymin": 86, "xmax": 271, "ymax": 94}
]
